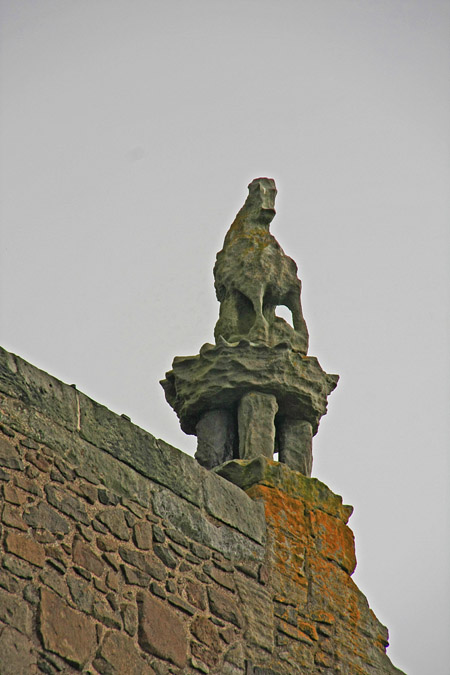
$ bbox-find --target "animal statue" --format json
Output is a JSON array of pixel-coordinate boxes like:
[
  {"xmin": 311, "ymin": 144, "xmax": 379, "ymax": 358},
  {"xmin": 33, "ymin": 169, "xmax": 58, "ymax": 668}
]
[{"xmin": 213, "ymin": 177, "xmax": 309, "ymax": 354}]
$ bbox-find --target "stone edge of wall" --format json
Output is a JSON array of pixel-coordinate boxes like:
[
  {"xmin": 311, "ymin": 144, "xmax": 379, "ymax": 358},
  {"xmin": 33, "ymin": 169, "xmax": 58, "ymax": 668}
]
[{"xmin": 0, "ymin": 347, "xmax": 266, "ymax": 546}]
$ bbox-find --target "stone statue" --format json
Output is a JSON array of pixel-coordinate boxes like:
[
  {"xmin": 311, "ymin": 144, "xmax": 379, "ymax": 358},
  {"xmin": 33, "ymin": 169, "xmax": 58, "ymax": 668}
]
[
  {"xmin": 161, "ymin": 178, "xmax": 338, "ymax": 477},
  {"xmin": 214, "ymin": 178, "xmax": 308, "ymax": 354}
]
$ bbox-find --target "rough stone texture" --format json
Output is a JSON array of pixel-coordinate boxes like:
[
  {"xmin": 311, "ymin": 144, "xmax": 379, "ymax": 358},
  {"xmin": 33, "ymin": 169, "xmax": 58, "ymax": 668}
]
[
  {"xmin": 195, "ymin": 408, "xmax": 236, "ymax": 469},
  {"xmin": 0, "ymin": 626, "xmax": 37, "ymax": 675},
  {"xmin": 160, "ymin": 179, "xmax": 339, "ymax": 474},
  {"xmin": 0, "ymin": 346, "xmax": 404, "ymax": 674},
  {"xmin": 94, "ymin": 630, "xmax": 155, "ymax": 674},
  {"xmin": 277, "ymin": 418, "xmax": 313, "ymax": 477},
  {"xmin": 213, "ymin": 178, "xmax": 308, "ymax": 353},
  {"xmin": 39, "ymin": 587, "xmax": 96, "ymax": 668},
  {"xmin": 137, "ymin": 591, "xmax": 187, "ymax": 668},
  {"xmin": 238, "ymin": 392, "xmax": 278, "ymax": 460},
  {"xmin": 161, "ymin": 341, "xmax": 337, "ymax": 438}
]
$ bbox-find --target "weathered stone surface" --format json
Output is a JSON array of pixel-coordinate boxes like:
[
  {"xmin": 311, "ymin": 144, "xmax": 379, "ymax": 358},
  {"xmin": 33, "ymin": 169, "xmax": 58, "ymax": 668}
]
[
  {"xmin": 0, "ymin": 626, "xmax": 37, "ymax": 675},
  {"xmin": 215, "ymin": 456, "xmax": 353, "ymax": 523},
  {"xmin": 72, "ymin": 536, "xmax": 104, "ymax": 577},
  {"xmin": 96, "ymin": 508, "xmax": 130, "ymax": 540},
  {"xmin": 78, "ymin": 392, "xmax": 203, "ymax": 506},
  {"xmin": 67, "ymin": 573, "xmax": 94, "ymax": 614},
  {"xmin": 23, "ymin": 501, "xmax": 70, "ymax": 534},
  {"xmin": 213, "ymin": 178, "xmax": 308, "ymax": 353},
  {"xmin": 191, "ymin": 614, "xmax": 220, "ymax": 647},
  {"xmin": 277, "ymin": 419, "xmax": 313, "ymax": 477},
  {"xmin": 204, "ymin": 468, "xmax": 265, "ymax": 544},
  {"xmin": 152, "ymin": 487, "xmax": 264, "ymax": 561},
  {"xmin": 94, "ymin": 630, "xmax": 155, "ymax": 674},
  {"xmin": 235, "ymin": 576, "xmax": 274, "ymax": 652},
  {"xmin": 207, "ymin": 585, "xmax": 243, "ymax": 627},
  {"xmin": 0, "ymin": 436, "xmax": 23, "ymax": 470},
  {"xmin": 45, "ymin": 483, "xmax": 89, "ymax": 525},
  {"xmin": 133, "ymin": 521, "xmax": 153, "ymax": 550},
  {"xmin": 3, "ymin": 553, "xmax": 34, "ymax": 579},
  {"xmin": 119, "ymin": 546, "xmax": 166, "ymax": 581},
  {"xmin": 161, "ymin": 342, "xmax": 338, "ymax": 438},
  {"xmin": 0, "ymin": 587, "xmax": 33, "ymax": 633},
  {"xmin": 195, "ymin": 409, "xmax": 236, "ymax": 469},
  {"xmin": 2, "ymin": 503, "xmax": 28, "ymax": 531},
  {"xmin": 5, "ymin": 531, "xmax": 45, "ymax": 567},
  {"xmin": 93, "ymin": 597, "xmax": 122, "ymax": 629},
  {"xmin": 0, "ymin": 346, "xmax": 78, "ymax": 432},
  {"xmin": 39, "ymin": 588, "xmax": 96, "ymax": 667},
  {"xmin": 137, "ymin": 591, "xmax": 187, "ymax": 668},
  {"xmin": 238, "ymin": 392, "xmax": 278, "ymax": 460}
]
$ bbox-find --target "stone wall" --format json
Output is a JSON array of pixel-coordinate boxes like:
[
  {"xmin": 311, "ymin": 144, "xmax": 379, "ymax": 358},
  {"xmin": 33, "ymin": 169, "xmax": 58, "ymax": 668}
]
[{"xmin": 0, "ymin": 346, "xmax": 404, "ymax": 675}]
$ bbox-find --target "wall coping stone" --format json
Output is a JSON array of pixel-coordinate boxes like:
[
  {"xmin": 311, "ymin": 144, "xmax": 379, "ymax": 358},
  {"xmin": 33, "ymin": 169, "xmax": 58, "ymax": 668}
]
[{"xmin": 0, "ymin": 346, "xmax": 266, "ymax": 543}]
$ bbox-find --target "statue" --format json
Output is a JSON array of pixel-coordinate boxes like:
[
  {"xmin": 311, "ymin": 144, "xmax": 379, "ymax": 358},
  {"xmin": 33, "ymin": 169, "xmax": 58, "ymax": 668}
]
[{"xmin": 161, "ymin": 178, "xmax": 338, "ymax": 477}]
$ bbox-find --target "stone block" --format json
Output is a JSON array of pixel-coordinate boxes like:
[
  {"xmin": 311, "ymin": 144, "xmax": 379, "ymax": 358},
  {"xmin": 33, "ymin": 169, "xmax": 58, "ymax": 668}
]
[
  {"xmin": 72, "ymin": 536, "xmax": 104, "ymax": 577},
  {"xmin": 0, "ymin": 587, "xmax": 32, "ymax": 633},
  {"xmin": 207, "ymin": 585, "xmax": 243, "ymax": 628},
  {"xmin": 94, "ymin": 630, "xmax": 155, "ymax": 674},
  {"xmin": 133, "ymin": 521, "xmax": 153, "ymax": 550},
  {"xmin": 235, "ymin": 577, "xmax": 274, "ymax": 652},
  {"xmin": 0, "ymin": 436, "xmax": 23, "ymax": 470},
  {"xmin": 2, "ymin": 503, "xmax": 28, "ymax": 531},
  {"xmin": 23, "ymin": 501, "xmax": 70, "ymax": 534},
  {"xmin": 137, "ymin": 591, "xmax": 187, "ymax": 668},
  {"xmin": 203, "ymin": 470, "xmax": 266, "ymax": 544},
  {"xmin": 0, "ymin": 346, "xmax": 78, "ymax": 432},
  {"xmin": 96, "ymin": 508, "xmax": 130, "ymax": 541},
  {"xmin": 0, "ymin": 626, "xmax": 37, "ymax": 675},
  {"xmin": 191, "ymin": 615, "xmax": 219, "ymax": 647},
  {"xmin": 5, "ymin": 531, "xmax": 45, "ymax": 567},
  {"xmin": 78, "ymin": 391, "xmax": 203, "ymax": 506},
  {"xmin": 45, "ymin": 483, "xmax": 89, "ymax": 525},
  {"xmin": 310, "ymin": 509, "xmax": 356, "ymax": 575},
  {"xmin": 67, "ymin": 573, "xmax": 94, "ymax": 614},
  {"xmin": 39, "ymin": 587, "xmax": 96, "ymax": 668},
  {"xmin": 152, "ymin": 488, "xmax": 264, "ymax": 562},
  {"xmin": 119, "ymin": 546, "xmax": 166, "ymax": 580}
]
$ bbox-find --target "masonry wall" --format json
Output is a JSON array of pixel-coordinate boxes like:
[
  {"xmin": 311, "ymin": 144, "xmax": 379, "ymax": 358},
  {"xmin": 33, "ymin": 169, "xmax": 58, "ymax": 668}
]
[{"xmin": 0, "ymin": 347, "xmax": 404, "ymax": 675}]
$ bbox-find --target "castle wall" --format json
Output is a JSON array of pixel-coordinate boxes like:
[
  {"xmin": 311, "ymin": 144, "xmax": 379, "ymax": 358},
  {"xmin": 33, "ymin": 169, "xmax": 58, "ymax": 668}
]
[{"xmin": 0, "ymin": 347, "xmax": 404, "ymax": 674}]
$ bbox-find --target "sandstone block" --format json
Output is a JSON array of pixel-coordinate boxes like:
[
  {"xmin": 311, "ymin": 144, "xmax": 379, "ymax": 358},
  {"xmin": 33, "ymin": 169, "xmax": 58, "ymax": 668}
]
[
  {"xmin": 133, "ymin": 521, "xmax": 152, "ymax": 550},
  {"xmin": 96, "ymin": 508, "xmax": 130, "ymax": 540},
  {"xmin": 39, "ymin": 587, "xmax": 96, "ymax": 668},
  {"xmin": 137, "ymin": 591, "xmax": 187, "ymax": 668},
  {"xmin": 94, "ymin": 630, "xmax": 155, "ymax": 674},
  {"xmin": 45, "ymin": 483, "xmax": 89, "ymax": 525},
  {"xmin": 5, "ymin": 531, "xmax": 45, "ymax": 567},
  {"xmin": 2, "ymin": 503, "xmax": 28, "ymax": 531},
  {"xmin": 72, "ymin": 536, "xmax": 104, "ymax": 577},
  {"xmin": 207, "ymin": 585, "xmax": 243, "ymax": 627},
  {"xmin": 0, "ymin": 626, "xmax": 37, "ymax": 674},
  {"xmin": 0, "ymin": 587, "xmax": 32, "ymax": 633},
  {"xmin": 0, "ymin": 437, "xmax": 23, "ymax": 470},
  {"xmin": 191, "ymin": 615, "xmax": 219, "ymax": 647}
]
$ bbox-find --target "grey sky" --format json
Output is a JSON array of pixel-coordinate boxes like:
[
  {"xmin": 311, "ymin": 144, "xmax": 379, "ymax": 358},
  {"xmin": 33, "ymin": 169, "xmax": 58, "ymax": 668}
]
[{"xmin": 1, "ymin": 1, "xmax": 449, "ymax": 673}]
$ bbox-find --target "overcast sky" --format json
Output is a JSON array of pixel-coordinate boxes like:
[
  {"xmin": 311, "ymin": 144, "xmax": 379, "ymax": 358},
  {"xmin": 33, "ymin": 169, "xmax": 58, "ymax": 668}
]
[{"xmin": 1, "ymin": 2, "xmax": 449, "ymax": 673}]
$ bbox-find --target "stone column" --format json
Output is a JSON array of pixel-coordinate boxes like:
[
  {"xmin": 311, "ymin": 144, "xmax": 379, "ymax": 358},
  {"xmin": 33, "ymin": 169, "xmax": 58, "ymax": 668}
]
[
  {"xmin": 195, "ymin": 409, "xmax": 236, "ymax": 469},
  {"xmin": 278, "ymin": 418, "xmax": 313, "ymax": 476},
  {"xmin": 238, "ymin": 392, "xmax": 278, "ymax": 460}
]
